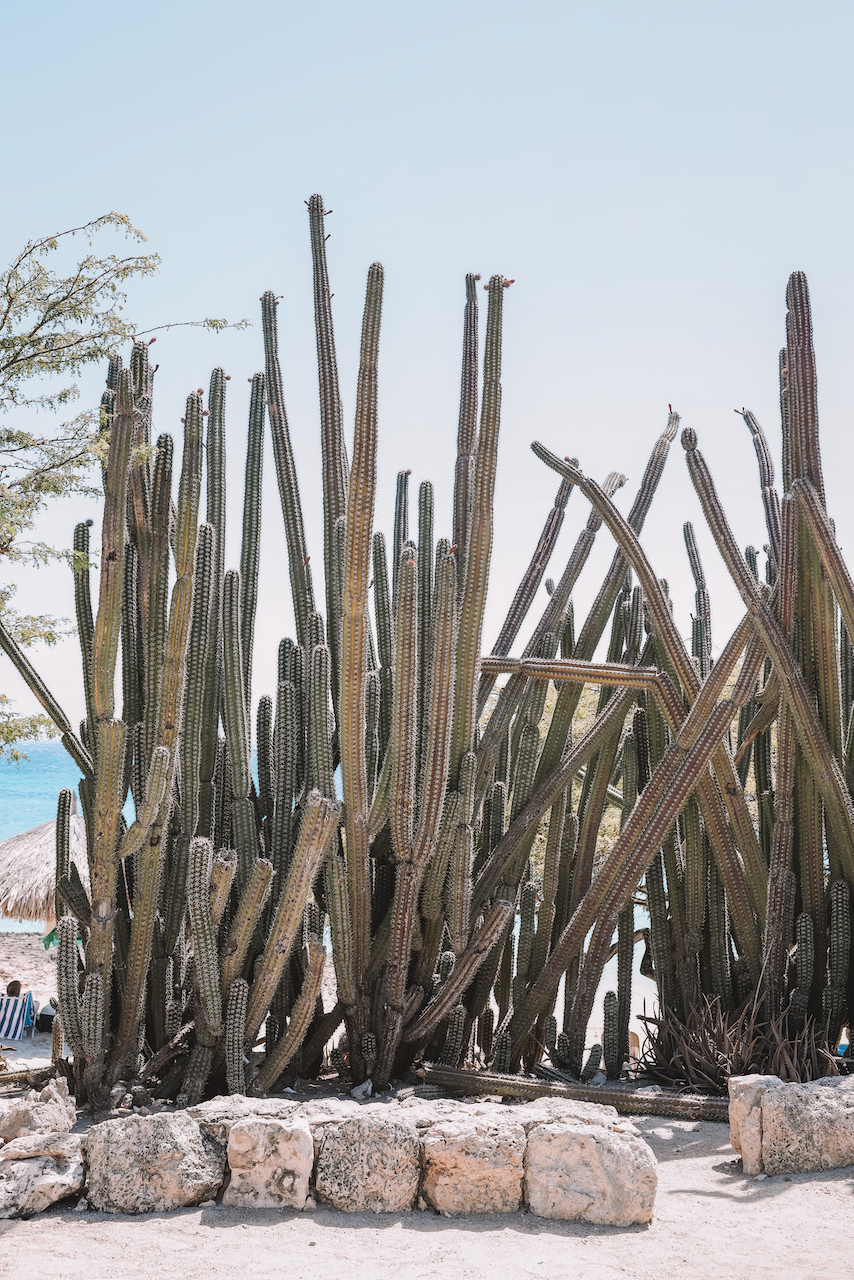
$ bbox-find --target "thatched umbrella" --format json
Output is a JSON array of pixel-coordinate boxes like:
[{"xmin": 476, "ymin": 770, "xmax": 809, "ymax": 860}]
[{"xmin": 0, "ymin": 814, "xmax": 88, "ymax": 928}]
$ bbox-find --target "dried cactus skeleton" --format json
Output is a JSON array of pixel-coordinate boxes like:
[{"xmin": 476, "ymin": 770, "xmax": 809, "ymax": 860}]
[{"xmin": 1, "ymin": 208, "xmax": 850, "ymax": 1102}]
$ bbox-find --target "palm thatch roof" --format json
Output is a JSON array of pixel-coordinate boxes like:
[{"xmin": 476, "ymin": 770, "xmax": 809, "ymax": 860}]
[{"xmin": 0, "ymin": 814, "xmax": 88, "ymax": 925}]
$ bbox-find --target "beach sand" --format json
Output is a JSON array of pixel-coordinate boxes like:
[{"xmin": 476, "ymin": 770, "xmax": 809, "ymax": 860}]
[
  {"xmin": 0, "ymin": 1118, "xmax": 847, "ymax": 1279},
  {"xmin": 2, "ymin": 931, "xmax": 844, "ymax": 1278}
]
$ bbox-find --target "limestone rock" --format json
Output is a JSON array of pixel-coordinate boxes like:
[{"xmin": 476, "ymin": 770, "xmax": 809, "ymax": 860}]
[
  {"xmin": 728, "ymin": 1075, "xmax": 783, "ymax": 1175},
  {"xmin": 0, "ymin": 1077, "xmax": 76, "ymax": 1141},
  {"xmin": 761, "ymin": 1076, "xmax": 854, "ymax": 1176},
  {"xmin": 85, "ymin": 1112, "xmax": 226, "ymax": 1213},
  {"xmin": 186, "ymin": 1095, "xmax": 299, "ymax": 1145},
  {"xmin": 421, "ymin": 1117, "xmax": 525, "ymax": 1214},
  {"xmin": 0, "ymin": 1132, "xmax": 82, "ymax": 1162},
  {"xmin": 314, "ymin": 1112, "xmax": 420, "ymax": 1212},
  {"xmin": 524, "ymin": 1120, "xmax": 657, "ymax": 1225},
  {"xmin": 0, "ymin": 1132, "xmax": 84, "ymax": 1217},
  {"xmin": 223, "ymin": 1116, "xmax": 313, "ymax": 1210}
]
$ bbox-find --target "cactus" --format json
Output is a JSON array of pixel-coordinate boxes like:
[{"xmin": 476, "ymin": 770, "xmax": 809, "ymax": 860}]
[
  {"xmin": 603, "ymin": 990, "xmax": 620, "ymax": 1080},
  {"xmin": 18, "ymin": 212, "xmax": 854, "ymax": 1106},
  {"xmin": 226, "ymin": 980, "xmax": 249, "ymax": 1095}
]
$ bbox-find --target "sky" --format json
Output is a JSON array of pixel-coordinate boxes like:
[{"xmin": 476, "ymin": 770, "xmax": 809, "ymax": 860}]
[{"xmin": 3, "ymin": 0, "xmax": 854, "ymax": 737}]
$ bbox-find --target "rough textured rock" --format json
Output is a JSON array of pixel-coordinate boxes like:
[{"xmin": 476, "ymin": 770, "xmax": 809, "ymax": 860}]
[
  {"xmin": 85, "ymin": 1112, "xmax": 226, "ymax": 1213},
  {"xmin": 728, "ymin": 1075, "xmax": 783, "ymax": 1175},
  {"xmin": 223, "ymin": 1116, "xmax": 313, "ymax": 1210},
  {"xmin": 187, "ymin": 1096, "xmax": 299, "ymax": 1145},
  {"xmin": 0, "ymin": 1078, "xmax": 76, "ymax": 1141},
  {"xmin": 524, "ymin": 1121, "xmax": 658, "ymax": 1225},
  {"xmin": 314, "ymin": 1112, "xmax": 420, "ymax": 1212},
  {"xmin": 421, "ymin": 1117, "xmax": 525, "ymax": 1214},
  {"xmin": 761, "ymin": 1076, "xmax": 854, "ymax": 1176},
  {"xmin": 0, "ymin": 1132, "xmax": 84, "ymax": 1217}
]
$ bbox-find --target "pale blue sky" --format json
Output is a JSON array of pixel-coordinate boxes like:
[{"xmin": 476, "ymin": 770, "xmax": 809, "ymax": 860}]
[{"xmin": 3, "ymin": 0, "xmax": 854, "ymax": 730}]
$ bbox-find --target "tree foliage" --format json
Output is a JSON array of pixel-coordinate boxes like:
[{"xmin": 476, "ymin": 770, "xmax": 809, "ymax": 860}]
[{"xmin": 0, "ymin": 213, "xmax": 247, "ymax": 754}]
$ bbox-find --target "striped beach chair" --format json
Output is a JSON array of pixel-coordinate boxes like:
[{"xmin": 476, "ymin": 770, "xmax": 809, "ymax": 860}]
[{"xmin": 0, "ymin": 993, "xmax": 35, "ymax": 1041}]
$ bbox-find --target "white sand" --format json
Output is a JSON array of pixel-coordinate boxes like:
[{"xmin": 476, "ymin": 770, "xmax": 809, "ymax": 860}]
[{"xmin": 0, "ymin": 1119, "xmax": 847, "ymax": 1278}]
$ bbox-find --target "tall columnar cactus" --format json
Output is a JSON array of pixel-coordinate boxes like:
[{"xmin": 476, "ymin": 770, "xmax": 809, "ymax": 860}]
[{"xmin": 6, "ymin": 212, "xmax": 852, "ymax": 1105}]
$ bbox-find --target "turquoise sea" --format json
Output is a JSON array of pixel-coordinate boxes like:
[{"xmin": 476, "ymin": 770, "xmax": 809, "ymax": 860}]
[
  {"xmin": 0, "ymin": 740, "xmax": 84, "ymax": 843},
  {"xmin": 0, "ymin": 740, "xmax": 84, "ymax": 932}
]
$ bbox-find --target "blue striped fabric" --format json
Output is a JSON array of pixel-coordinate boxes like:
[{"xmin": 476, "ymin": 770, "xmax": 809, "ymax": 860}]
[{"xmin": 0, "ymin": 993, "xmax": 34, "ymax": 1040}]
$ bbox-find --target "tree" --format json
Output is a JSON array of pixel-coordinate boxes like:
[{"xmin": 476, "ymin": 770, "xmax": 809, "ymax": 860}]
[{"xmin": 0, "ymin": 213, "xmax": 245, "ymax": 756}]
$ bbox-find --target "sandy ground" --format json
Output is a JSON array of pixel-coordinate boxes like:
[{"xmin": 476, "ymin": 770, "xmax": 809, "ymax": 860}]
[
  {"xmin": 4, "ymin": 931, "xmax": 847, "ymax": 1278},
  {"xmin": 0, "ymin": 1119, "xmax": 847, "ymax": 1279},
  {"xmin": 0, "ymin": 931, "xmax": 57, "ymax": 1008}
]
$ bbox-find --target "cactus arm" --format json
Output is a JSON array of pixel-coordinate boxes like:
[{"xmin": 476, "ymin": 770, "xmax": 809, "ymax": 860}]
[
  {"xmin": 187, "ymin": 838, "xmax": 223, "ymax": 1037},
  {"xmin": 239, "ymin": 372, "xmax": 265, "ymax": 712},
  {"xmin": 271, "ymin": 680, "xmax": 297, "ymax": 878},
  {"xmin": 54, "ymin": 788, "xmax": 72, "ymax": 925},
  {"xmin": 221, "ymin": 569, "xmax": 250, "ymax": 800},
  {"xmin": 162, "ymin": 833, "xmax": 190, "ymax": 956},
  {"xmin": 793, "ymin": 476, "xmax": 854, "ymax": 663},
  {"xmin": 474, "ymin": 470, "xmax": 627, "ymax": 803},
  {"xmin": 416, "ymin": 481, "xmax": 434, "ymax": 785},
  {"xmin": 72, "ymin": 521, "xmax": 96, "ymax": 745},
  {"xmin": 244, "ymin": 791, "xmax": 340, "ymax": 1042},
  {"xmin": 392, "ymin": 470, "xmax": 410, "ymax": 615},
  {"xmin": 452, "ymin": 273, "xmax": 480, "ymax": 594},
  {"xmin": 92, "ymin": 366, "xmax": 135, "ymax": 722},
  {"xmin": 390, "ymin": 553, "xmax": 418, "ymax": 861},
  {"xmin": 682, "ymin": 431, "xmax": 854, "ymax": 874},
  {"xmin": 0, "ymin": 617, "xmax": 92, "ymax": 775},
  {"xmin": 785, "ymin": 272, "xmax": 825, "ymax": 504},
  {"xmin": 225, "ymin": 978, "xmax": 250, "ymax": 1094},
  {"xmin": 117, "ymin": 746, "xmax": 170, "ymax": 861},
  {"xmin": 252, "ymin": 934, "xmax": 325, "ymax": 1094},
  {"xmin": 308, "ymin": 194, "xmax": 348, "ymax": 716},
  {"xmin": 326, "ymin": 848, "xmax": 358, "ymax": 1013},
  {"xmin": 219, "ymin": 856, "xmax": 274, "ymax": 994},
  {"xmin": 741, "ymin": 410, "xmax": 782, "ymax": 566},
  {"xmin": 511, "ymin": 618, "xmax": 762, "ymax": 1045},
  {"xmin": 372, "ymin": 531, "xmax": 394, "ymax": 756},
  {"xmin": 472, "ymin": 687, "xmax": 636, "ymax": 913},
  {"xmin": 516, "ymin": 413, "xmax": 679, "ymax": 800},
  {"xmin": 534, "ymin": 445, "xmax": 769, "ymax": 919},
  {"xmin": 142, "ymin": 434, "xmax": 173, "ymax": 773},
  {"xmin": 372, "ymin": 558, "xmax": 458, "ymax": 1087},
  {"xmin": 222, "ymin": 569, "xmax": 257, "ymax": 888},
  {"xmin": 508, "ymin": 692, "xmax": 754, "ymax": 1063},
  {"xmin": 181, "ymin": 523, "xmax": 214, "ymax": 837},
  {"xmin": 308, "ymin": 644, "xmax": 335, "ymax": 799},
  {"xmin": 451, "ymin": 276, "xmax": 505, "ymax": 785},
  {"xmin": 477, "ymin": 474, "xmax": 574, "ymax": 713},
  {"xmin": 198, "ymin": 374, "xmax": 225, "ymax": 840},
  {"xmin": 412, "ymin": 550, "xmax": 458, "ymax": 864},
  {"xmin": 209, "ymin": 847, "xmax": 237, "ymax": 931},
  {"xmin": 479, "ymin": 655, "xmax": 678, "ymax": 697},
  {"xmin": 764, "ymin": 698, "xmax": 795, "ymax": 1017},
  {"xmin": 339, "ymin": 262, "xmax": 383, "ymax": 1065},
  {"xmin": 403, "ymin": 899, "xmax": 513, "ymax": 1044},
  {"xmin": 57, "ymin": 916, "xmax": 85, "ymax": 1060},
  {"xmin": 110, "ymin": 398, "xmax": 202, "ymax": 1079},
  {"xmin": 262, "ymin": 290, "xmax": 313, "ymax": 647},
  {"xmin": 257, "ymin": 694, "xmax": 274, "ymax": 825}
]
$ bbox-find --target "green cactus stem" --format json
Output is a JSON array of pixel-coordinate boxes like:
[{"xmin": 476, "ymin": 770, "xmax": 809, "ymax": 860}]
[
  {"xmin": 338, "ymin": 262, "xmax": 384, "ymax": 1080},
  {"xmin": 226, "ymin": 979, "xmax": 250, "ymax": 1094},
  {"xmin": 244, "ymin": 792, "xmax": 341, "ymax": 1043},
  {"xmin": 252, "ymin": 935, "xmax": 326, "ymax": 1093}
]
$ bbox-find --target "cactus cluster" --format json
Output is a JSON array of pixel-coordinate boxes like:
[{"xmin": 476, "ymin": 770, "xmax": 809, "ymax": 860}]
[{"xmin": 3, "ymin": 209, "xmax": 852, "ymax": 1102}]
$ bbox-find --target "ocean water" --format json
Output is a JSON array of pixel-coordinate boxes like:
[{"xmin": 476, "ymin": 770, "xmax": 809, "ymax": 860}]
[
  {"xmin": 0, "ymin": 739, "xmax": 84, "ymax": 842},
  {"xmin": 0, "ymin": 740, "xmax": 85, "ymax": 932}
]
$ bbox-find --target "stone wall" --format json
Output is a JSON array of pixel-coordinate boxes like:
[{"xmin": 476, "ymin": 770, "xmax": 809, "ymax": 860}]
[
  {"xmin": 0, "ymin": 1083, "xmax": 658, "ymax": 1224},
  {"xmin": 729, "ymin": 1074, "xmax": 854, "ymax": 1176}
]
